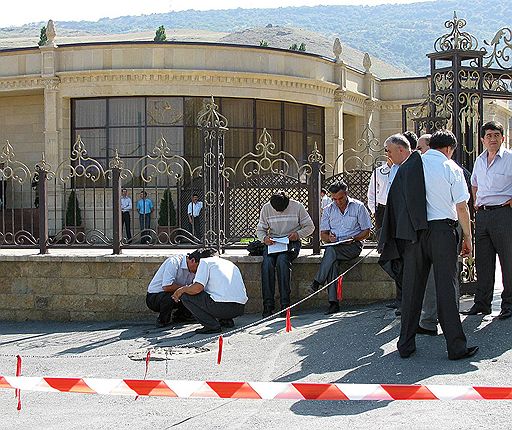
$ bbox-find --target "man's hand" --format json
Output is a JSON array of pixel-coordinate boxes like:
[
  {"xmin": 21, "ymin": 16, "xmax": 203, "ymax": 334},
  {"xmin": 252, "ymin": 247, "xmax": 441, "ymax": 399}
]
[
  {"xmin": 505, "ymin": 198, "xmax": 512, "ymax": 208},
  {"xmin": 460, "ymin": 235, "xmax": 472, "ymax": 258},
  {"xmin": 263, "ymin": 236, "xmax": 275, "ymax": 245},
  {"xmin": 171, "ymin": 287, "xmax": 185, "ymax": 302},
  {"xmin": 288, "ymin": 231, "xmax": 299, "ymax": 241}
]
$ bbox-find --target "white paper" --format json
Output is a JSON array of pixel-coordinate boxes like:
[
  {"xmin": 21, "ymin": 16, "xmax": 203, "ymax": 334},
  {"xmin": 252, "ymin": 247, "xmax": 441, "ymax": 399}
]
[
  {"xmin": 321, "ymin": 238, "xmax": 354, "ymax": 247},
  {"xmin": 267, "ymin": 236, "xmax": 289, "ymax": 254}
]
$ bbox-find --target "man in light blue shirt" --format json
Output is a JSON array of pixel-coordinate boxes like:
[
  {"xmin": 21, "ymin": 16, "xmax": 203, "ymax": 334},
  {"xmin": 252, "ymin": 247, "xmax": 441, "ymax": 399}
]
[
  {"xmin": 309, "ymin": 181, "xmax": 372, "ymax": 315},
  {"xmin": 462, "ymin": 121, "xmax": 512, "ymax": 319},
  {"xmin": 136, "ymin": 191, "xmax": 154, "ymax": 244}
]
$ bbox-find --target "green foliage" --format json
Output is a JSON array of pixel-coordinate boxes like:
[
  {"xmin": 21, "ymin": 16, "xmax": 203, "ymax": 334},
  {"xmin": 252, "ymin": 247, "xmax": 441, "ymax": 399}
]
[
  {"xmin": 158, "ymin": 189, "xmax": 177, "ymax": 226},
  {"xmin": 154, "ymin": 25, "xmax": 167, "ymax": 42},
  {"xmin": 298, "ymin": 43, "xmax": 306, "ymax": 52},
  {"xmin": 38, "ymin": 26, "xmax": 47, "ymax": 46},
  {"xmin": 65, "ymin": 190, "xmax": 82, "ymax": 227},
  {"xmin": 289, "ymin": 43, "xmax": 298, "ymax": 51},
  {"xmin": 259, "ymin": 40, "xmax": 268, "ymax": 47}
]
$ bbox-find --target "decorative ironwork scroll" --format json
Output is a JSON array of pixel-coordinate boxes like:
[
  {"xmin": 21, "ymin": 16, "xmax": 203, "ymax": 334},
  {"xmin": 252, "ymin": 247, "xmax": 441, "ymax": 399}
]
[
  {"xmin": 434, "ymin": 12, "xmax": 478, "ymax": 52},
  {"xmin": 483, "ymin": 27, "xmax": 512, "ymax": 70}
]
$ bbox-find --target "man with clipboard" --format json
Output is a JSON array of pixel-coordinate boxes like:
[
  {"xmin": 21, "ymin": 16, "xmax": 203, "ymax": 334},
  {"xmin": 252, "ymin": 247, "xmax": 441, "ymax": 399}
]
[
  {"xmin": 309, "ymin": 181, "xmax": 372, "ymax": 314},
  {"xmin": 256, "ymin": 192, "xmax": 315, "ymax": 318}
]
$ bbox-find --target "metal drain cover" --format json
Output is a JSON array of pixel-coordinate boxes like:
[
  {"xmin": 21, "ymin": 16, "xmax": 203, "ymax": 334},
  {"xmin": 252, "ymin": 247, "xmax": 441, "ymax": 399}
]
[{"xmin": 128, "ymin": 346, "xmax": 210, "ymax": 361}]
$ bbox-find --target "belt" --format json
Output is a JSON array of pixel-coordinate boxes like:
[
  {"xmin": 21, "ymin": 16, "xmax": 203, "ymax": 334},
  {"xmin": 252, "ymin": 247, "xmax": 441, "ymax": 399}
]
[
  {"xmin": 377, "ymin": 204, "xmax": 386, "ymax": 208},
  {"xmin": 428, "ymin": 219, "xmax": 458, "ymax": 228},
  {"xmin": 479, "ymin": 204, "xmax": 506, "ymax": 211}
]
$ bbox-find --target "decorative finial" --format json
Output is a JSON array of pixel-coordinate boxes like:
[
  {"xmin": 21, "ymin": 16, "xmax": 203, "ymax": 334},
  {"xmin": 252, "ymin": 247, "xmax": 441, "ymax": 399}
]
[
  {"xmin": 363, "ymin": 52, "xmax": 372, "ymax": 73},
  {"xmin": 333, "ymin": 38, "xmax": 342, "ymax": 62},
  {"xmin": 45, "ymin": 20, "xmax": 56, "ymax": 46}
]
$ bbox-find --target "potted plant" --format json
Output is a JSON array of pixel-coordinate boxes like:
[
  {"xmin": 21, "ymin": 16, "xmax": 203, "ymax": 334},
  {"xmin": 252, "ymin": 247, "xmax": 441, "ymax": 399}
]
[
  {"xmin": 64, "ymin": 190, "xmax": 84, "ymax": 235},
  {"xmin": 157, "ymin": 188, "xmax": 177, "ymax": 236}
]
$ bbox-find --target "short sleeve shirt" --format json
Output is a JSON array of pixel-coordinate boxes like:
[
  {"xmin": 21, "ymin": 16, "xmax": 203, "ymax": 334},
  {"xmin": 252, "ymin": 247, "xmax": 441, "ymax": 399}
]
[{"xmin": 320, "ymin": 197, "xmax": 372, "ymax": 241}]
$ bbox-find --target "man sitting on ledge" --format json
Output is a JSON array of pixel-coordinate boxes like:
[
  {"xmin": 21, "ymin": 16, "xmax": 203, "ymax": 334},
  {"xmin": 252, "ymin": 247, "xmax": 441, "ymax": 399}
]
[
  {"xmin": 172, "ymin": 252, "xmax": 248, "ymax": 334},
  {"xmin": 309, "ymin": 181, "xmax": 372, "ymax": 314}
]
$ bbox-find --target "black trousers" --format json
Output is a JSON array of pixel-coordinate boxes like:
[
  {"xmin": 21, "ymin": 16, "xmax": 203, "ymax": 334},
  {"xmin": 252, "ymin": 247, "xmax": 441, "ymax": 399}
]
[
  {"xmin": 314, "ymin": 241, "xmax": 363, "ymax": 302},
  {"xmin": 146, "ymin": 292, "xmax": 175, "ymax": 324},
  {"xmin": 474, "ymin": 206, "xmax": 512, "ymax": 311},
  {"xmin": 375, "ymin": 204, "xmax": 386, "ymax": 232},
  {"xmin": 190, "ymin": 216, "xmax": 202, "ymax": 238},
  {"xmin": 122, "ymin": 211, "xmax": 131, "ymax": 240},
  {"xmin": 261, "ymin": 241, "xmax": 300, "ymax": 310},
  {"xmin": 398, "ymin": 220, "xmax": 467, "ymax": 359},
  {"xmin": 181, "ymin": 291, "xmax": 245, "ymax": 330}
]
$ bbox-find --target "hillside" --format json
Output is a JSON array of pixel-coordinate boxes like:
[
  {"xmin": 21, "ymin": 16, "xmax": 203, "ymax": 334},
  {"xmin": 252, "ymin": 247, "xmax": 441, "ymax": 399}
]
[{"xmin": 1, "ymin": 0, "xmax": 510, "ymax": 75}]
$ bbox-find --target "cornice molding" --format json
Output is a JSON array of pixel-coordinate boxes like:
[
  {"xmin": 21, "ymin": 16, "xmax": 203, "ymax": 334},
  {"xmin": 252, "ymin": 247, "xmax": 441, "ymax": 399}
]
[{"xmin": 0, "ymin": 75, "xmax": 45, "ymax": 91}]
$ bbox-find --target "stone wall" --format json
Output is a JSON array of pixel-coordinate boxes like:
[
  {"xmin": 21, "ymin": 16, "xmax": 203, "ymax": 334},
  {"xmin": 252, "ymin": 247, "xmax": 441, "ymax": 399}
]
[{"xmin": 0, "ymin": 252, "xmax": 394, "ymax": 322}]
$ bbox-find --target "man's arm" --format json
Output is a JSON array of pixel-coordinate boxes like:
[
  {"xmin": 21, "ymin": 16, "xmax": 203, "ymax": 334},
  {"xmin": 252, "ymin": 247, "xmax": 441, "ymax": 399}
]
[
  {"xmin": 354, "ymin": 229, "xmax": 370, "ymax": 241},
  {"xmin": 320, "ymin": 230, "xmax": 335, "ymax": 243},
  {"xmin": 456, "ymin": 201, "xmax": 472, "ymax": 257},
  {"xmin": 162, "ymin": 283, "xmax": 185, "ymax": 293},
  {"xmin": 471, "ymin": 186, "xmax": 478, "ymax": 209},
  {"xmin": 367, "ymin": 170, "xmax": 377, "ymax": 214},
  {"xmin": 171, "ymin": 282, "xmax": 205, "ymax": 302}
]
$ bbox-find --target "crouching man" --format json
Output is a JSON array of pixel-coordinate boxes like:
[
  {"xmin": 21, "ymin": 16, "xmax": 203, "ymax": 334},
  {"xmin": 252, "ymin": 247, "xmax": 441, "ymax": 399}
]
[{"xmin": 172, "ymin": 254, "xmax": 248, "ymax": 334}]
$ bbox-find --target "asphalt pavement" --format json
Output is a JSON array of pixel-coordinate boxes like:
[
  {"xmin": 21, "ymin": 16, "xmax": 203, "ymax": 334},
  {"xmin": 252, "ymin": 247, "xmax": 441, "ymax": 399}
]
[{"xmin": 1, "ymin": 289, "xmax": 511, "ymax": 430}]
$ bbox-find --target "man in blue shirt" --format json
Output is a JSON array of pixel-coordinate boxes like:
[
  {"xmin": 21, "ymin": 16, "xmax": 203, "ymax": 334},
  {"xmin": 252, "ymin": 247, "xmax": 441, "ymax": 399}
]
[
  {"xmin": 309, "ymin": 181, "xmax": 372, "ymax": 314},
  {"xmin": 136, "ymin": 191, "xmax": 154, "ymax": 244}
]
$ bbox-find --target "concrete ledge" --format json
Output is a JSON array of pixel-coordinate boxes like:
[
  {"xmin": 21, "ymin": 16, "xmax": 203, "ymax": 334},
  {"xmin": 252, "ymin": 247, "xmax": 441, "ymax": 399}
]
[{"xmin": 0, "ymin": 249, "xmax": 394, "ymax": 321}]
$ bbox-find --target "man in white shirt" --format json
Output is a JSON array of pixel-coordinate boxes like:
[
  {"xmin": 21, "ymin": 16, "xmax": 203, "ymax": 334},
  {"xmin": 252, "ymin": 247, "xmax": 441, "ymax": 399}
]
[
  {"xmin": 120, "ymin": 188, "xmax": 132, "ymax": 241},
  {"xmin": 398, "ymin": 129, "xmax": 477, "ymax": 360},
  {"xmin": 462, "ymin": 121, "xmax": 512, "ymax": 319},
  {"xmin": 172, "ymin": 255, "xmax": 248, "ymax": 334},
  {"xmin": 146, "ymin": 248, "xmax": 216, "ymax": 327},
  {"xmin": 187, "ymin": 193, "xmax": 204, "ymax": 238},
  {"xmin": 367, "ymin": 159, "xmax": 392, "ymax": 233},
  {"xmin": 320, "ymin": 188, "xmax": 331, "ymax": 214}
]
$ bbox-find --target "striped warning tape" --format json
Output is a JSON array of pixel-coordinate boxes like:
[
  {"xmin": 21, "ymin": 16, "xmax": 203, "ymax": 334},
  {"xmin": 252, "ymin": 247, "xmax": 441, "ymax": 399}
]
[{"xmin": 1, "ymin": 376, "xmax": 511, "ymax": 400}]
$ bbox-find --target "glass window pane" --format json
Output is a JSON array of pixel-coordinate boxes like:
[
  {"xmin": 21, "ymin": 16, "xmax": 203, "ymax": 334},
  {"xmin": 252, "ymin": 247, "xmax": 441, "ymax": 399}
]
[
  {"xmin": 109, "ymin": 98, "xmax": 145, "ymax": 126},
  {"xmin": 307, "ymin": 106, "xmax": 322, "ymax": 134},
  {"xmin": 147, "ymin": 97, "xmax": 183, "ymax": 126},
  {"xmin": 284, "ymin": 131, "xmax": 304, "ymax": 163},
  {"xmin": 256, "ymin": 100, "xmax": 281, "ymax": 129},
  {"xmin": 221, "ymin": 99, "xmax": 253, "ymax": 127},
  {"xmin": 109, "ymin": 128, "xmax": 145, "ymax": 158},
  {"xmin": 225, "ymin": 129, "xmax": 254, "ymax": 158},
  {"xmin": 184, "ymin": 97, "xmax": 209, "ymax": 126},
  {"xmin": 284, "ymin": 103, "xmax": 303, "ymax": 132},
  {"xmin": 184, "ymin": 126, "xmax": 202, "ymax": 158},
  {"xmin": 73, "ymin": 129, "xmax": 107, "ymax": 159},
  {"xmin": 147, "ymin": 127, "xmax": 184, "ymax": 157},
  {"xmin": 74, "ymin": 99, "xmax": 106, "ymax": 128}
]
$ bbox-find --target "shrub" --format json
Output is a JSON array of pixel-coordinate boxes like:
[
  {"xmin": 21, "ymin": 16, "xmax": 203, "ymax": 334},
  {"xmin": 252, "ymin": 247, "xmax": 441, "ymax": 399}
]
[
  {"xmin": 65, "ymin": 190, "xmax": 82, "ymax": 226},
  {"xmin": 158, "ymin": 189, "xmax": 177, "ymax": 226}
]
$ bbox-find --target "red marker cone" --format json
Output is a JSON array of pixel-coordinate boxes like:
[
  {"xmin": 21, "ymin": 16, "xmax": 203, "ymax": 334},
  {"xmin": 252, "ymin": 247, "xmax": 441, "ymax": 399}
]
[
  {"xmin": 337, "ymin": 276, "xmax": 343, "ymax": 301},
  {"xmin": 286, "ymin": 308, "xmax": 292, "ymax": 332},
  {"xmin": 217, "ymin": 336, "xmax": 224, "ymax": 365},
  {"xmin": 15, "ymin": 355, "xmax": 21, "ymax": 411}
]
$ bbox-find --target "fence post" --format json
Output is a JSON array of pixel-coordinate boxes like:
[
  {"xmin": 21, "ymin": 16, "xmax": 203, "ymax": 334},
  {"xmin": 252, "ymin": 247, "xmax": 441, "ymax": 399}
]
[
  {"xmin": 197, "ymin": 96, "xmax": 228, "ymax": 253},
  {"xmin": 110, "ymin": 151, "xmax": 122, "ymax": 255},
  {"xmin": 37, "ymin": 166, "xmax": 49, "ymax": 255},
  {"xmin": 309, "ymin": 159, "xmax": 321, "ymax": 255}
]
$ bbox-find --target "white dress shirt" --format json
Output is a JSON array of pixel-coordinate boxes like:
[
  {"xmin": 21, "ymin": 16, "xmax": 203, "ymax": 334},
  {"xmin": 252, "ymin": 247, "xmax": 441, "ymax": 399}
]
[
  {"xmin": 187, "ymin": 201, "xmax": 203, "ymax": 217},
  {"xmin": 471, "ymin": 145, "xmax": 512, "ymax": 207},
  {"xmin": 194, "ymin": 257, "xmax": 248, "ymax": 304},
  {"xmin": 120, "ymin": 196, "xmax": 132, "ymax": 212},
  {"xmin": 422, "ymin": 149, "xmax": 469, "ymax": 221},
  {"xmin": 147, "ymin": 255, "xmax": 194, "ymax": 293},
  {"xmin": 367, "ymin": 162, "xmax": 391, "ymax": 213}
]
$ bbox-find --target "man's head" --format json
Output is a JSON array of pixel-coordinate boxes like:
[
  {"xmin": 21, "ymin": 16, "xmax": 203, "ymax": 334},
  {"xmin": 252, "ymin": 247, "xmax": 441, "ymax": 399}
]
[
  {"xmin": 416, "ymin": 134, "xmax": 431, "ymax": 154},
  {"xmin": 320, "ymin": 188, "xmax": 327, "ymax": 197},
  {"xmin": 186, "ymin": 248, "xmax": 218, "ymax": 273},
  {"xmin": 481, "ymin": 121, "xmax": 505, "ymax": 154},
  {"xmin": 139, "ymin": 191, "xmax": 147, "ymax": 198},
  {"xmin": 121, "ymin": 188, "xmax": 128, "ymax": 197},
  {"xmin": 192, "ymin": 193, "xmax": 199, "ymax": 203},
  {"xmin": 403, "ymin": 131, "xmax": 418, "ymax": 151},
  {"xmin": 384, "ymin": 134, "xmax": 411, "ymax": 165},
  {"xmin": 430, "ymin": 129, "xmax": 457, "ymax": 158},
  {"xmin": 328, "ymin": 181, "xmax": 348, "ymax": 210},
  {"xmin": 270, "ymin": 192, "xmax": 290, "ymax": 212}
]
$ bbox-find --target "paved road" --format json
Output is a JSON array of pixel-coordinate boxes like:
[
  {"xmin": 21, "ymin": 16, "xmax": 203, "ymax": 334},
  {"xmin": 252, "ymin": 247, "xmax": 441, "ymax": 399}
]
[{"xmin": 1, "ymin": 290, "xmax": 511, "ymax": 430}]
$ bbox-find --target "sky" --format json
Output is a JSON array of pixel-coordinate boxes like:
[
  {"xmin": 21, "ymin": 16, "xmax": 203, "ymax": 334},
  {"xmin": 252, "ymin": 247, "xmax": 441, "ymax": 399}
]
[{"xmin": 1, "ymin": 0, "xmax": 424, "ymax": 27}]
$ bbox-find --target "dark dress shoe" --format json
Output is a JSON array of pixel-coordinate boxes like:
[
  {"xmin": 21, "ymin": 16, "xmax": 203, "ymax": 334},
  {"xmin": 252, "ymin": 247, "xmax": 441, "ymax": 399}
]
[
  {"xmin": 306, "ymin": 281, "xmax": 321, "ymax": 295},
  {"xmin": 195, "ymin": 326, "xmax": 222, "ymax": 334},
  {"xmin": 262, "ymin": 308, "xmax": 274, "ymax": 318},
  {"xmin": 399, "ymin": 348, "xmax": 416, "ymax": 359},
  {"xmin": 449, "ymin": 346, "xmax": 479, "ymax": 360},
  {"xmin": 394, "ymin": 307, "xmax": 402, "ymax": 316},
  {"xmin": 219, "ymin": 318, "xmax": 235, "ymax": 328},
  {"xmin": 385, "ymin": 302, "xmax": 398, "ymax": 309},
  {"xmin": 460, "ymin": 305, "xmax": 491, "ymax": 315},
  {"xmin": 155, "ymin": 317, "xmax": 171, "ymax": 328},
  {"xmin": 496, "ymin": 309, "xmax": 512, "ymax": 320},
  {"xmin": 416, "ymin": 326, "xmax": 437, "ymax": 336},
  {"xmin": 324, "ymin": 302, "xmax": 340, "ymax": 315}
]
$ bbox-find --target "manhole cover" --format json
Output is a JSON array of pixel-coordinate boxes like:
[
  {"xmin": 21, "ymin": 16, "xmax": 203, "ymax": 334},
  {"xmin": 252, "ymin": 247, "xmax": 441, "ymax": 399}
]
[{"xmin": 128, "ymin": 346, "xmax": 210, "ymax": 361}]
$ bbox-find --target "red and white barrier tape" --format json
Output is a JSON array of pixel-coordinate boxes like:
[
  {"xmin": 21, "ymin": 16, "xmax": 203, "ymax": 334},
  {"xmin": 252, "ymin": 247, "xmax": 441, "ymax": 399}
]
[{"xmin": 1, "ymin": 376, "xmax": 511, "ymax": 401}]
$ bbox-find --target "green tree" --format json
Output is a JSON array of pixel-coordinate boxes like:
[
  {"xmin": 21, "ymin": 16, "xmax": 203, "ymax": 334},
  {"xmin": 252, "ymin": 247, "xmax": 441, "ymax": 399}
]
[
  {"xmin": 65, "ymin": 190, "xmax": 82, "ymax": 226},
  {"xmin": 259, "ymin": 40, "xmax": 268, "ymax": 47},
  {"xmin": 289, "ymin": 43, "xmax": 298, "ymax": 51},
  {"xmin": 38, "ymin": 26, "xmax": 47, "ymax": 46},
  {"xmin": 298, "ymin": 42, "xmax": 306, "ymax": 51},
  {"xmin": 158, "ymin": 189, "xmax": 176, "ymax": 226},
  {"xmin": 154, "ymin": 25, "xmax": 167, "ymax": 42}
]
